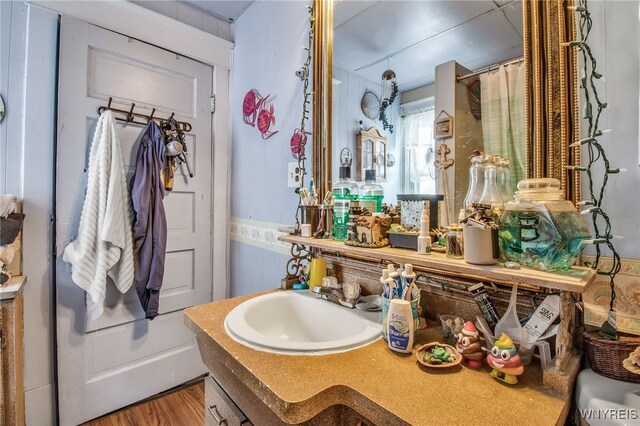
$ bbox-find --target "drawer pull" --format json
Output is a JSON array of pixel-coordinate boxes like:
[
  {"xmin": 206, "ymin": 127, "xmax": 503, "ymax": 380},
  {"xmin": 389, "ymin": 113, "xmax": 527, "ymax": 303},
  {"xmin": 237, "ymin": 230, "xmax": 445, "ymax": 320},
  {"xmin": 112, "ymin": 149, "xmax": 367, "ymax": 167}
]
[{"xmin": 208, "ymin": 404, "xmax": 227, "ymax": 425}]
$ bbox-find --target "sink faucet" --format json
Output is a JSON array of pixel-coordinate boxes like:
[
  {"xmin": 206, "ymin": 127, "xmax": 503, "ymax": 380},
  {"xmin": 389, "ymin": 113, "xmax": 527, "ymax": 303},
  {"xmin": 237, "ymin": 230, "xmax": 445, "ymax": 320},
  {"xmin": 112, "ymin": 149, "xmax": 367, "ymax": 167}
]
[{"xmin": 312, "ymin": 286, "xmax": 357, "ymax": 308}]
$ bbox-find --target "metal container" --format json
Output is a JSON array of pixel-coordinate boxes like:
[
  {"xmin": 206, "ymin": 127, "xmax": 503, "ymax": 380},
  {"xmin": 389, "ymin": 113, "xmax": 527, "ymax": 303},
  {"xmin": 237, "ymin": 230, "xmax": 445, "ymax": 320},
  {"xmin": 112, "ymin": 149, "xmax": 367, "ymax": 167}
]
[
  {"xmin": 463, "ymin": 226, "xmax": 499, "ymax": 265},
  {"xmin": 300, "ymin": 205, "xmax": 320, "ymax": 232}
]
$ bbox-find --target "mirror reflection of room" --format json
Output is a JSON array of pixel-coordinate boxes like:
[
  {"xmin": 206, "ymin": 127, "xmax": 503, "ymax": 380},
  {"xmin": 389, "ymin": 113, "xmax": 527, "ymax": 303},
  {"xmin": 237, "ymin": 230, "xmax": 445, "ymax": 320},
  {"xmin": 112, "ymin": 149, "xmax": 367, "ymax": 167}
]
[{"xmin": 332, "ymin": 0, "xmax": 524, "ymax": 225}]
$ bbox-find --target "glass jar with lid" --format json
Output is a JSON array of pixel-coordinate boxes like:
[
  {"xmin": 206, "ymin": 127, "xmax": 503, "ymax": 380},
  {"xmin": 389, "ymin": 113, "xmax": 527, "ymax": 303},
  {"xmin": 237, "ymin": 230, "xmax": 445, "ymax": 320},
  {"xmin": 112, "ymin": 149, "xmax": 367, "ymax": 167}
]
[
  {"xmin": 498, "ymin": 178, "xmax": 590, "ymax": 271},
  {"xmin": 445, "ymin": 224, "xmax": 464, "ymax": 259}
]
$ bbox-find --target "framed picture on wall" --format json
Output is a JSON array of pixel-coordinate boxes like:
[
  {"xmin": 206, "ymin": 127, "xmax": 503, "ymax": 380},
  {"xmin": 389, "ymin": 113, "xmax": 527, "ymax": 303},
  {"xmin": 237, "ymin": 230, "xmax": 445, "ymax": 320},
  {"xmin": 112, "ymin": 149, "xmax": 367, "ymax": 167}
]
[{"xmin": 434, "ymin": 111, "xmax": 453, "ymax": 139}]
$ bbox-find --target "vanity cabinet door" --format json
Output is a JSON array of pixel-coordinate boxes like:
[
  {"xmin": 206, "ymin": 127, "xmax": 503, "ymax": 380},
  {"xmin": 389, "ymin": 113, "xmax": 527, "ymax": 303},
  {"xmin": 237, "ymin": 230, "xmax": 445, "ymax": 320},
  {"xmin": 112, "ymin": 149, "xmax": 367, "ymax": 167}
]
[{"xmin": 205, "ymin": 375, "xmax": 252, "ymax": 426}]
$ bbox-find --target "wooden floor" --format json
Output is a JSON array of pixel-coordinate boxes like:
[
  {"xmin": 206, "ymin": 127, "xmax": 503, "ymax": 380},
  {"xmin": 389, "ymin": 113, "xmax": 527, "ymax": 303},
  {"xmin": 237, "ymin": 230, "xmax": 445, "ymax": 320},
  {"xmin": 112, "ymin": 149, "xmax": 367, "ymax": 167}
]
[{"xmin": 83, "ymin": 381, "xmax": 204, "ymax": 426}]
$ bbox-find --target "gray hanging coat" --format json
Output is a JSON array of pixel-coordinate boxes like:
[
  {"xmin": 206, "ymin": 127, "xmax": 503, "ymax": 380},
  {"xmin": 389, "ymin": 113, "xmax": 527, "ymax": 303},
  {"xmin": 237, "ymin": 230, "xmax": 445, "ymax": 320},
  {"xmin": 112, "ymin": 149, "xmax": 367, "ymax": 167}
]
[{"xmin": 131, "ymin": 121, "xmax": 167, "ymax": 319}]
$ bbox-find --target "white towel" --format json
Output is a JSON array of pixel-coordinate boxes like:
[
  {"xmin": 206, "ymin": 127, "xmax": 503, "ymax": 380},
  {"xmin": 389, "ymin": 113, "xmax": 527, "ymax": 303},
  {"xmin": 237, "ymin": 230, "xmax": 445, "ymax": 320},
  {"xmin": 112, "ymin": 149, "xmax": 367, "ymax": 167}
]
[
  {"xmin": 63, "ymin": 110, "xmax": 134, "ymax": 320},
  {"xmin": 0, "ymin": 194, "xmax": 16, "ymax": 218}
]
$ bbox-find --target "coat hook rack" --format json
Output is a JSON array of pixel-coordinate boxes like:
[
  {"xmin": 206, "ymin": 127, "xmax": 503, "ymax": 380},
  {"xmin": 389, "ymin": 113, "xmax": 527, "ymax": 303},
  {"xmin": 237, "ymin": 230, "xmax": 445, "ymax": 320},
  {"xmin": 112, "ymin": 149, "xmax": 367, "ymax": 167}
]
[
  {"xmin": 98, "ymin": 97, "xmax": 192, "ymax": 132},
  {"xmin": 128, "ymin": 103, "xmax": 136, "ymax": 122}
]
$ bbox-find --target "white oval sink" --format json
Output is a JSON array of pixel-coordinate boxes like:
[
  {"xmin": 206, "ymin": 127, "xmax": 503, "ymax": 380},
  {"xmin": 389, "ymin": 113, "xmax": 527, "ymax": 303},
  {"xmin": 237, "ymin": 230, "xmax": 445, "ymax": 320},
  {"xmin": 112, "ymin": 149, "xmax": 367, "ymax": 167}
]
[{"xmin": 224, "ymin": 291, "xmax": 382, "ymax": 355}]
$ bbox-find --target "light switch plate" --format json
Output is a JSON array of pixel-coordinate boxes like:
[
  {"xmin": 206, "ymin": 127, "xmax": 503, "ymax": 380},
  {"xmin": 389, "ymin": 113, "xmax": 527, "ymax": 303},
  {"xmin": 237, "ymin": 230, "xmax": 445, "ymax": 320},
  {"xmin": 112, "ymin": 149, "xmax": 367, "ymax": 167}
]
[{"xmin": 288, "ymin": 162, "xmax": 302, "ymax": 188}]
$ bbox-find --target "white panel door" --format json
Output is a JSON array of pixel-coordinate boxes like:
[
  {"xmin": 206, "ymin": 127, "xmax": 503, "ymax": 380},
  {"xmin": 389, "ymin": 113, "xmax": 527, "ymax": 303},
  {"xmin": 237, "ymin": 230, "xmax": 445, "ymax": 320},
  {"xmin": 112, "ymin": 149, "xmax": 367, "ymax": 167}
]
[{"xmin": 56, "ymin": 17, "xmax": 213, "ymax": 425}]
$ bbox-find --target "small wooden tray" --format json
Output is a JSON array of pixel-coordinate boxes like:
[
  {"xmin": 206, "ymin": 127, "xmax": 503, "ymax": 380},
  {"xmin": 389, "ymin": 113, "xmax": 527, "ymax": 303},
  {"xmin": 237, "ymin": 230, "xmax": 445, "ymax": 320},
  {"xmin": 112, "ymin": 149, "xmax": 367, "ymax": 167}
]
[{"xmin": 416, "ymin": 342, "xmax": 462, "ymax": 369}]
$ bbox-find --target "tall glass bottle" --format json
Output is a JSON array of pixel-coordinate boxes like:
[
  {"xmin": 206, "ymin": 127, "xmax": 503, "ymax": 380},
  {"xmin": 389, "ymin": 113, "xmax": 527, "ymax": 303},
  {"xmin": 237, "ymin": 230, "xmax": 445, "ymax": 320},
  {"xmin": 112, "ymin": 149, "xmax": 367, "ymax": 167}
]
[
  {"xmin": 478, "ymin": 161, "xmax": 505, "ymax": 220},
  {"xmin": 359, "ymin": 169, "xmax": 384, "ymax": 213},
  {"xmin": 463, "ymin": 154, "xmax": 489, "ymax": 215},
  {"xmin": 332, "ymin": 166, "xmax": 359, "ymax": 241},
  {"xmin": 494, "ymin": 156, "xmax": 514, "ymax": 204}
]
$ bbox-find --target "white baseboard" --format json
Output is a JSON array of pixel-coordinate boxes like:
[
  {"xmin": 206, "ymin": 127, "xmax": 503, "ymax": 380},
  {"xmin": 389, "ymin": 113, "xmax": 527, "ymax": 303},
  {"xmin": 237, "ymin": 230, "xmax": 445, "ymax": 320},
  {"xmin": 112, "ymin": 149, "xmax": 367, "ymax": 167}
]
[{"xmin": 25, "ymin": 385, "xmax": 54, "ymax": 426}]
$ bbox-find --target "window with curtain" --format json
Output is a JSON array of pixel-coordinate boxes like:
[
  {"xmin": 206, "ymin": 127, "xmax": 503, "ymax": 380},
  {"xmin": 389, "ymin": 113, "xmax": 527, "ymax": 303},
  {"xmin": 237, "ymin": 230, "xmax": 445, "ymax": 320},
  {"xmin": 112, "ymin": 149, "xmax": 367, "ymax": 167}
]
[{"xmin": 399, "ymin": 107, "xmax": 436, "ymax": 194}]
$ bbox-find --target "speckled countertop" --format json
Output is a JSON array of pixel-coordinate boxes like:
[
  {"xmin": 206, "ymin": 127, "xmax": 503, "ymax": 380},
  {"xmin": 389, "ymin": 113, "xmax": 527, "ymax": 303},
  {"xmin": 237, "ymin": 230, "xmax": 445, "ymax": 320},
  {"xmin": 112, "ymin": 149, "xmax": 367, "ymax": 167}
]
[{"xmin": 184, "ymin": 290, "xmax": 568, "ymax": 426}]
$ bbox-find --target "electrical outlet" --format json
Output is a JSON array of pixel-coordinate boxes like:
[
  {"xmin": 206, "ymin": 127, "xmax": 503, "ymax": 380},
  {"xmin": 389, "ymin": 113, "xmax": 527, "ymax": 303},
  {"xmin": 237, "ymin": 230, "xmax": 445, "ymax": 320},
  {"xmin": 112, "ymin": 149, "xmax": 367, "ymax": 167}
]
[{"xmin": 288, "ymin": 162, "xmax": 302, "ymax": 188}]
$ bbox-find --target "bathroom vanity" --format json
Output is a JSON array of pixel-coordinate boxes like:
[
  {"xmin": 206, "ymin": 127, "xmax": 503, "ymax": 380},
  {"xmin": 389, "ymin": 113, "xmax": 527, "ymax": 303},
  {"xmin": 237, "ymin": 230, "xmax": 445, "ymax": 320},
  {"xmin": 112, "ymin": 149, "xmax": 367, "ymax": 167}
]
[
  {"xmin": 185, "ymin": 227, "xmax": 597, "ymax": 425},
  {"xmin": 186, "ymin": 290, "xmax": 575, "ymax": 425}
]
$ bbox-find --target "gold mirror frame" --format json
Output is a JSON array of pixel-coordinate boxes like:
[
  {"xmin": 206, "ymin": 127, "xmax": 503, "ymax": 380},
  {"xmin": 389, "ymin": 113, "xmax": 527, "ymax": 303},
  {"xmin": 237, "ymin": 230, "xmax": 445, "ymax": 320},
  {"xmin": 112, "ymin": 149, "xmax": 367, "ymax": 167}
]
[
  {"xmin": 312, "ymin": 0, "xmax": 580, "ymax": 203},
  {"xmin": 525, "ymin": 0, "xmax": 581, "ymax": 202}
]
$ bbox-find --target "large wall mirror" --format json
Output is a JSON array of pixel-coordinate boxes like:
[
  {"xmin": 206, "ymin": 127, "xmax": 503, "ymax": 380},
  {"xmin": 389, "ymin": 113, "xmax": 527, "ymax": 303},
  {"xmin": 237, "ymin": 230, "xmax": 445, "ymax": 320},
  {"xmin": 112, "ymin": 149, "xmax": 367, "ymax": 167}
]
[{"xmin": 312, "ymin": 0, "xmax": 580, "ymax": 220}]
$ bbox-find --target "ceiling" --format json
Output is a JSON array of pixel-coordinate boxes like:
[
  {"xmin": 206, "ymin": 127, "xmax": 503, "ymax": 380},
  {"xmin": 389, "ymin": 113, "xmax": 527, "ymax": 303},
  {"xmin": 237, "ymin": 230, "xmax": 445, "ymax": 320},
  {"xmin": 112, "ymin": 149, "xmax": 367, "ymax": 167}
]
[
  {"xmin": 333, "ymin": 0, "xmax": 523, "ymax": 92},
  {"xmin": 182, "ymin": 0, "xmax": 255, "ymax": 22}
]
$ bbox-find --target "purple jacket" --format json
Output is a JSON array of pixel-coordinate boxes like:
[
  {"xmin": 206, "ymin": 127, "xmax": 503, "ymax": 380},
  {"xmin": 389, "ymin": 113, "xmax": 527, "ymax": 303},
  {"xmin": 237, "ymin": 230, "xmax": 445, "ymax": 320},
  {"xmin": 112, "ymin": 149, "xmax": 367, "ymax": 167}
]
[{"xmin": 131, "ymin": 121, "xmax": 167, "ymax": 319}]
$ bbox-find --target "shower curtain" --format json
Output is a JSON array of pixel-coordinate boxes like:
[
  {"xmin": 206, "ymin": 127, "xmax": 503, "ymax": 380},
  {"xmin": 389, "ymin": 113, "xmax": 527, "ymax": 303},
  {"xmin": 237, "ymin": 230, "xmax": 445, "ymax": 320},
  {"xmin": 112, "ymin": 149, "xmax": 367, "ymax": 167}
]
[{"xmin": 480, "ymin": 62, "xmax": 526, "ymax": 189}]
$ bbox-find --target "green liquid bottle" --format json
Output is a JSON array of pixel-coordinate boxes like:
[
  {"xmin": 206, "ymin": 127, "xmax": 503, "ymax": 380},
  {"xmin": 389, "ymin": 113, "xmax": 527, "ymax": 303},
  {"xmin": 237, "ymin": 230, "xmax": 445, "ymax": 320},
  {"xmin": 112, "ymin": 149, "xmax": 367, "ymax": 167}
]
[
  {"xmin": 359, "ymin": 169, "xmax": 384, "ymax": 213},
  {"xmin": 332, "ymin": 166, "xmax": 359, "ymax": 241}
]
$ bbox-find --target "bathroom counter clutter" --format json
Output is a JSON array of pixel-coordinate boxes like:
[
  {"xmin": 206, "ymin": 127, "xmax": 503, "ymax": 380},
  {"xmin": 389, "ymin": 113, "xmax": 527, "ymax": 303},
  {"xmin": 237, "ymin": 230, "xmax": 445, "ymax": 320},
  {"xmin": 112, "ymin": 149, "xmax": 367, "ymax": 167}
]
[
  {"xmin": 279, "ymin": 234, "xmax": 596, "ymax": 293},
  {"xmin": 185, "ymin": 291, "xmax": 570, "ymax": 426}
]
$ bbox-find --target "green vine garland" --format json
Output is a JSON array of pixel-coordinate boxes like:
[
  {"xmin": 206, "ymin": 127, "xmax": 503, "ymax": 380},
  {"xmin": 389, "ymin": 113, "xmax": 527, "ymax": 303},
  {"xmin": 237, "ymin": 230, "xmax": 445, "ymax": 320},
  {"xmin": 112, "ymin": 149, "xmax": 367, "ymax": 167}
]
[
  {"xmin": 294, "ymin": 5, "xmax": 314, "ymax": 229},
  {"xmin": 379, "ymin": 80, "xmax": 398, "ymax": 133},
  {"xmin": 567, "ymin": 0, "xmax": 621, "ymax": 339}
]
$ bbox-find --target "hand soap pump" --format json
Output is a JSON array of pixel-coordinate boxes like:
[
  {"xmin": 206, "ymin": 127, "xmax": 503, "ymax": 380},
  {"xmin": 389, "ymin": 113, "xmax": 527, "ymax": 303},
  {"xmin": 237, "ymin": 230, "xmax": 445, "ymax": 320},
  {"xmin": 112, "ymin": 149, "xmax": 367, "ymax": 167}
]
[{"xmin": 417, "ymin": 202, "xmax": 431, "ymax": 255}]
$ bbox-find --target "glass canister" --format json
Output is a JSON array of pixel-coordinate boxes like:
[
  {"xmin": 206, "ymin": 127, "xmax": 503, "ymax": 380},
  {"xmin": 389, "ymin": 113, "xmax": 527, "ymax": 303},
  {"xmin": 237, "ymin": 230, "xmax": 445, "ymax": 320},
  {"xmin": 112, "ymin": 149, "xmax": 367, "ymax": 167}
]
[
  {"xmin": 498, "ymin": 178, "xmax": 590, "ymax": 271},
  {"xmin": 463, "ymin": 154, "xmax": 489, "ymax": 215},
  {"xmin": 445, "ymin": 224, "xmax": 464, "ymax": 258}
]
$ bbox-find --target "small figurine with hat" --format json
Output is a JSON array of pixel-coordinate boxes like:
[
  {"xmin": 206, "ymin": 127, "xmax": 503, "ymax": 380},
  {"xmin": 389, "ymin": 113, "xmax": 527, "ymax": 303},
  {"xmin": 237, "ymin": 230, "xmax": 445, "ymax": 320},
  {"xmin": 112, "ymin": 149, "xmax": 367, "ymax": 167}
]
[
  {"xmin": 487, "ymin": 332, "xmax": 524, "ymax": 384},
  {"xmin": 455, "ymin": 321, "xmax": 485, "ymax": 369}
]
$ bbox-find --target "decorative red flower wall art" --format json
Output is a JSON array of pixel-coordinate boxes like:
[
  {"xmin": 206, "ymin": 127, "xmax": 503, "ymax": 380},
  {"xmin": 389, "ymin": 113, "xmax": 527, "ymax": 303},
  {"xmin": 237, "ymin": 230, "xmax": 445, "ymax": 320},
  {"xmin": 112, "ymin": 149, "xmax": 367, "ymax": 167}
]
[{"xmin": 242, "ymin": 88, "xmax": 278, "ymax": 140}]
